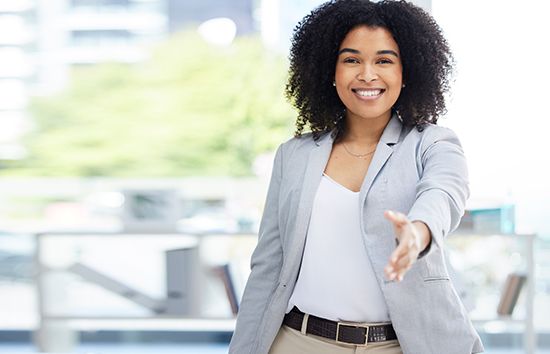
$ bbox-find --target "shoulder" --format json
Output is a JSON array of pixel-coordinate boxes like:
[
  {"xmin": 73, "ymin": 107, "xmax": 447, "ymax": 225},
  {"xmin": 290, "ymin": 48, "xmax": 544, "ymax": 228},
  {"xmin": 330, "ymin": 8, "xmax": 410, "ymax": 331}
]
[
  {"xmin": 278, "ymin": 130, "xmax": 328, "ymax": 157},
  {"xmin": 420, "ymin": 123, "xmax": 461, "ymax": 141},
  {"xmin": 404, "ymin": 123, "xmax": 463, "ymax": 152}
]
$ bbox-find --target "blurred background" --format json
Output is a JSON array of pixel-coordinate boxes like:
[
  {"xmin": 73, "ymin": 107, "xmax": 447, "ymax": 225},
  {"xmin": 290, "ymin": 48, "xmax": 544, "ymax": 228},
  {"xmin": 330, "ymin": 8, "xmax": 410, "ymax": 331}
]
[{"xmin": 0, "ymin": 0, "xmax": 549, "ymax": 353}]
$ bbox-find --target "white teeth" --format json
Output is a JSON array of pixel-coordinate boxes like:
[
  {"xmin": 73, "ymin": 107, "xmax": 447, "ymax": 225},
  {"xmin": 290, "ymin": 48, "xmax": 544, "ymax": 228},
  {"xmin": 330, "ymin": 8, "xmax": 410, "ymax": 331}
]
[{"xmin": 355, "ymin": 89, "xmax": 382, "ymax": 97}]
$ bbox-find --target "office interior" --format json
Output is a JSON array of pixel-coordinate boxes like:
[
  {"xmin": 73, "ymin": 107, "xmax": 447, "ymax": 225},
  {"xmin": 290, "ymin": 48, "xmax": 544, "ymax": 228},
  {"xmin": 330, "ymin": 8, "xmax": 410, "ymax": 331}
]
[{"xmin": 1, "ymin": 0, "xmax": 550, "ymax": 353}]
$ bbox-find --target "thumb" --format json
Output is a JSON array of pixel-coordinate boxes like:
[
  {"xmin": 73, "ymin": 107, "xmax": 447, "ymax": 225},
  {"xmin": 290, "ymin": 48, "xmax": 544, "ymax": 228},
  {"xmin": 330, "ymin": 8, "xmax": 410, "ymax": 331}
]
[{"xmin": 384, "ymin": 210, "xmax": 408, "ymax": 226}]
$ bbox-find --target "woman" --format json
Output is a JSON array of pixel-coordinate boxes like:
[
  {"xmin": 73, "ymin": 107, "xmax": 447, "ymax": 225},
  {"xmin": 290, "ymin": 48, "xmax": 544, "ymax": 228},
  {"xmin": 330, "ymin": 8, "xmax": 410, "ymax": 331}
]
[{"xmin": 229, "ymin": 0, "xmax": 484, "ymax": 353}]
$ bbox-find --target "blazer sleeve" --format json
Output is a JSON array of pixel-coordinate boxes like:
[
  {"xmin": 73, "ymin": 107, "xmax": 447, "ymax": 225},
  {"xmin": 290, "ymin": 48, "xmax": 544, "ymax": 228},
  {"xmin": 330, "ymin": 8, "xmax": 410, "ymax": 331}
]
[
  {"xmin": 229, "ymin": 144, "xmax": 284, "ymax": 354},
  {"xmin": 407, "ymin": 126, "xmax": 470, "ymax": 258}
]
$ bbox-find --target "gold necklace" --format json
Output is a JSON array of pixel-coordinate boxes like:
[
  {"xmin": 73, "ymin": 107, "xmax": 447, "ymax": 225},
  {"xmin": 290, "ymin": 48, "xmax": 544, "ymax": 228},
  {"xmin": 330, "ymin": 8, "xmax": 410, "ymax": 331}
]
[{"xmin": 342, "ymin": 143, "xmax": 376, "ymax": 160}]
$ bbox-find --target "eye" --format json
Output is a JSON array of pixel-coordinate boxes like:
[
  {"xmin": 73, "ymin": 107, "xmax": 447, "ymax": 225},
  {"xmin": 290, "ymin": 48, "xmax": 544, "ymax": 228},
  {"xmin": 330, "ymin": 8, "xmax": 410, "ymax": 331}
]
[
  {"xmin": 376, "ymin": 58, "xmax": 394, "ymax": 64},
  {"xmin": 343, "ymin": 57, "xmax": 360, "ymax": 64}
]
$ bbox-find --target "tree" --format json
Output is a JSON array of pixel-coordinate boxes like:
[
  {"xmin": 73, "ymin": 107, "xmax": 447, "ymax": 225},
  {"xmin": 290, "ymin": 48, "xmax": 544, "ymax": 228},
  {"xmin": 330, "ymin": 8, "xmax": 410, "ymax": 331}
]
[{"xmin": 8, "ymin": 32, "xmax": 295, "ymax": 177}]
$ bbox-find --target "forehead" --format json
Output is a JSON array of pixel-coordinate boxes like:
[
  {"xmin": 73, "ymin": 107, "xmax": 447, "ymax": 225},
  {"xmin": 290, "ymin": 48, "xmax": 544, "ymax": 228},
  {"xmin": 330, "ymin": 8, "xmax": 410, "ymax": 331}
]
[{"xmin": 339, "ymin": 26, "xmax": 400, "ymax": 53}]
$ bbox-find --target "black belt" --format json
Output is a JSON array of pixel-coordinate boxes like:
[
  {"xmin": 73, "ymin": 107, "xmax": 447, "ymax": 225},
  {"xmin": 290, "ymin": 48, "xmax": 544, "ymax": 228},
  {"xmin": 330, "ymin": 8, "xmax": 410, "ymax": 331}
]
[{"xmin": 283, "ymin": 307, "xmax": 397, "ymax": 346}]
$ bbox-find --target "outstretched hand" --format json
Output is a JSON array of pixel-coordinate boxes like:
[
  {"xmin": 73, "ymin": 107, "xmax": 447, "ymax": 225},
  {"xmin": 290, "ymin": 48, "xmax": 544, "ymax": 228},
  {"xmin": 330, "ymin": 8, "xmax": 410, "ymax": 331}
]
[{"xmin": 383, "ymin": 210, "xmax": 430, "ymax": 282}]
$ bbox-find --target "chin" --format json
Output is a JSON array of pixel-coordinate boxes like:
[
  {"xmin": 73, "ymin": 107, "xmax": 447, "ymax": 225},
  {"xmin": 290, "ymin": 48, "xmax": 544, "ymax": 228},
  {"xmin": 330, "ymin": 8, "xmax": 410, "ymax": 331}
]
[{"xmin": 351, "ymin": 109, "xmax": 393, "ymax": 121}]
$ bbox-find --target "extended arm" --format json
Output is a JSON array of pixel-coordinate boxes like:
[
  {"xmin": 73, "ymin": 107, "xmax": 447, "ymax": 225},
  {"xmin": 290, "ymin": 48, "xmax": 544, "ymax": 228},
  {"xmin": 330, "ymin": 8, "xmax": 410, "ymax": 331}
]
[{"xmin": 384, "ymin": 127, "xmax": 469, "ymax": 281}]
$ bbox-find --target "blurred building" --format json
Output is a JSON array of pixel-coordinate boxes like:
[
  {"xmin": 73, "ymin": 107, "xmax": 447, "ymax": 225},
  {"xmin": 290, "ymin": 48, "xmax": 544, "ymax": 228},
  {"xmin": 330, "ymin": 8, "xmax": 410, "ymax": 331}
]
[
  {"xmin": 35, "ymin": 0, "xmax": 169, "ymax": 93},
  {"xmin": 0, "ymin": 1, "xmax": 36, "ymax": 161},
  {"xmin": 168, "ymin": 0, "xmax": 255, "ymax": 35},
  {"xmin": 0, "ymin": 0, "xmax": 169, "ymax": 162},
  {"xmin": 0, "ymin": 0, "xmax": 263, "ymax": 165}
]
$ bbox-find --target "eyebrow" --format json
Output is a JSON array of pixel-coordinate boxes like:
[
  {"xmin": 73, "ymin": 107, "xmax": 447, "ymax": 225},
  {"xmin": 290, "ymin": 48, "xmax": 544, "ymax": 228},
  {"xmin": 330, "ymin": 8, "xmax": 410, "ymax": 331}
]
[{"xmin": 338, "ymin": 48, "xmax": 400, "ymax": 58}]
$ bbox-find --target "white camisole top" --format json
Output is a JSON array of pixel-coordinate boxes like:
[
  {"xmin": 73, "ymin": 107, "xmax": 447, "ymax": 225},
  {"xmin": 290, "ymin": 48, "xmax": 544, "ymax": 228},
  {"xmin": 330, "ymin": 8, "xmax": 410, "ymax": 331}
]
[{"xmin": 286, "ymin": 173, "xmax": 390, "ymax": 322}]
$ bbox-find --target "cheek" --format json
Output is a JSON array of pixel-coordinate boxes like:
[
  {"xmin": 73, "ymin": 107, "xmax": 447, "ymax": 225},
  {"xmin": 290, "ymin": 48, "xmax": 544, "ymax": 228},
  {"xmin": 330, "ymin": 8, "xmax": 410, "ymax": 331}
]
[
  {"xmin": 388, "ymin": 71, "xmax": 403, "ymax": 95},
  {"xmin": 334, "ymin": 72, "xmax": 353, "ymax": 100},
  {"xmin": 335, "ymin": 86, "xmax": 349, "ymax": 105},
  {"xmin": 334, "ymin": 66, "xmax": 352, "ymax": 83},
  {"xmin": 395, "ymin": 68, "xmax": 403, "ymax": 86},
  {"xmin": 388, "ymin": 87, "xmax": 402, "ymax": 105},
  {"xmin": 390, "ymin": 69, "xmax": 403, "ymax": 85}
]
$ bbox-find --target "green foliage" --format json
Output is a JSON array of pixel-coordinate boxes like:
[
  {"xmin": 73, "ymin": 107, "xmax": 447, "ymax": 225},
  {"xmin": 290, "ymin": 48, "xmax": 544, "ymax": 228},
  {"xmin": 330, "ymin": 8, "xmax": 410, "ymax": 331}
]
[{"xmin": 8, "ymin": 32, "xmax": 295, "ymax": 177}]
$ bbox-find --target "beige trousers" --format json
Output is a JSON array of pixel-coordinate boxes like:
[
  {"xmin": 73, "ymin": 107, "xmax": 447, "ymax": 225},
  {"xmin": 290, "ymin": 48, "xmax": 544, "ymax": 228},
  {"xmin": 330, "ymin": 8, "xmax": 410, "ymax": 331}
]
[{"xmin": 269, "ymin": 325, "xmax": 403, "ymax": 354}]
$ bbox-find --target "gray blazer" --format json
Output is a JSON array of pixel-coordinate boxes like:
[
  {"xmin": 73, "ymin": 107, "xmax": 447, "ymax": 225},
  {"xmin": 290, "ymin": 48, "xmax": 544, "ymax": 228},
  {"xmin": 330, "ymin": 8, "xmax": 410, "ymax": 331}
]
[{"xmin": 229, "ymin": 114, "xmax": 484, "ymax": 354}]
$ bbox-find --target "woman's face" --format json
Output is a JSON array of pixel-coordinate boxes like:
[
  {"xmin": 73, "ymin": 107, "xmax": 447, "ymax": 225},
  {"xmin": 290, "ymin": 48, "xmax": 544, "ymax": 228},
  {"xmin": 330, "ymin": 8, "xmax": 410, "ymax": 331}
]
[{"xmin": 334, "ymin": 26, "xmax": 403, "ymax": 123}]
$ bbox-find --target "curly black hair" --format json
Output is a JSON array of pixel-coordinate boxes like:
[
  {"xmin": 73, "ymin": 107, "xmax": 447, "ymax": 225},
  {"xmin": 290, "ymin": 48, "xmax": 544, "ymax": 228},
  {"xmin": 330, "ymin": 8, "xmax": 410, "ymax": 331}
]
[{"xmin": 286, "ymin": 0, "xmax": 454, "ymax": 140}]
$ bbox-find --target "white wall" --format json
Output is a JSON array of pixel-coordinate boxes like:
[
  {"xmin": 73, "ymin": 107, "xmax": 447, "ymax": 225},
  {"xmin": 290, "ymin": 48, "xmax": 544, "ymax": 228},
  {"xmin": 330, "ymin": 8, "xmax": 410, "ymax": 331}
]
[{"xmin": 432, "ymin": 0, "xmax": 550, "ymax": 236}]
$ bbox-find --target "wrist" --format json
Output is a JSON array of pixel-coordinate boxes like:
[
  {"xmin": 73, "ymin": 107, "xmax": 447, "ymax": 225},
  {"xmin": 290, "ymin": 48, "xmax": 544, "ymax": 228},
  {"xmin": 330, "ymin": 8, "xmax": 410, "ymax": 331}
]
[{"xmin": 412, "ymin": 221, "xmax": 431, "ymax": 253}]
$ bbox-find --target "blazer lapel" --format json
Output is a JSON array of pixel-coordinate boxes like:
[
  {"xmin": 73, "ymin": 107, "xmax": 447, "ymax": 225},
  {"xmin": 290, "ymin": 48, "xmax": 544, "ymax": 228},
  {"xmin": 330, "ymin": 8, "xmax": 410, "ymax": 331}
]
[{"xmin": 359, "ymin": 114, "xmax": 403, "ymax": 205}]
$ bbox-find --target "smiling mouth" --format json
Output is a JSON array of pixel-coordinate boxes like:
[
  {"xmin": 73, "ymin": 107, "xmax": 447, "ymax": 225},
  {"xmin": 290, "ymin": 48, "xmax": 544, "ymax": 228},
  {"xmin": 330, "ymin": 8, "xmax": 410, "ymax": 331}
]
[{"xmin": 352, "ymin": 88, "xmax": 386, "ymax": 98}]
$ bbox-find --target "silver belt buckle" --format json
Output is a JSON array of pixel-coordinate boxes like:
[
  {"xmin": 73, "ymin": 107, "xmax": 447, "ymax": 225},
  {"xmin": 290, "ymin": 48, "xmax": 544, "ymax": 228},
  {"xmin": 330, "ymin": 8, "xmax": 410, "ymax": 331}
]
[{"xmin": 335, "ymin": 321, "xmax": 369, "ymax": 346}]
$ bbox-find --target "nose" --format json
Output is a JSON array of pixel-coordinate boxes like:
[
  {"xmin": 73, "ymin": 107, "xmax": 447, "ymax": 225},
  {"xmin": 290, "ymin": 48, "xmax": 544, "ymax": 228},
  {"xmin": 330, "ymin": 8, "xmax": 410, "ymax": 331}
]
[{"xmin": 357, "ymin": 63, "xmax": 378, "ymax": 82}]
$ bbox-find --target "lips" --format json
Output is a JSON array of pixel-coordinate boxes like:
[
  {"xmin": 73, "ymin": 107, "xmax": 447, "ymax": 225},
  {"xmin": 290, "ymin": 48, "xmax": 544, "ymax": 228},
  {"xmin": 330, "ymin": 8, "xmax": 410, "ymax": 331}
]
[{"xmin": 352, "ymin": 88, "xmax": 386, "ymax": 98}]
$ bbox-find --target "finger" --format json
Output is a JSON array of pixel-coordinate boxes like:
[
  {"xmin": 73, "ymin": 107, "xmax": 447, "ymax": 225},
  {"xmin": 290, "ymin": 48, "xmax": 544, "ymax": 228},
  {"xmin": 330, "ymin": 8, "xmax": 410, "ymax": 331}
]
[
  {"xmin": 394, "ymin": 252, "xmax": 412, "ymax": 270},
  {"xmin": 385, "ymin": 248, "xmax": 409, "ymax": 280},
  {"xmin": 397, "ymin": 272, "xmax": 406, "ymax": 282},
  {"xmin": 387, "ymin": 244, "xmax": 418, "ymax": 280},
  {"xmin": 384, "ymin": 260, "xmax": 397, "ymax": 278},
  {"xmin": 389, "ymin": 251, "xmax": 412, "ymax": 277},
  {"xmin": 387, "ymin": 262, "xmax": 412, "ymax": 282},
  {"xmin": 392, "ymin": 252, "xmax": 411, "ymax": 269},
  {"xmin": 389, "ymin": 242, "xmax": 409, "ymax": 265},
  {"xmin": 384, "ymin": 210, "xmax": 408, "ymax": 227},
  {"xmin": 391, "ymin": 255, "xmax": 413, "ymax": 281},
  {"xmin": 384, "ymin": 259, "xmax": 398, "ymax": 279},
  {"xmin": 396, "ymin": 264, "xmax": 413, "ymax": 282},
  {"xmin": 384, "ymin": 265, "xmax": 395, "ymax": 280},
  {"xmin": 384, "ymin": 210, "xmax": 404, "ymax": 225}
]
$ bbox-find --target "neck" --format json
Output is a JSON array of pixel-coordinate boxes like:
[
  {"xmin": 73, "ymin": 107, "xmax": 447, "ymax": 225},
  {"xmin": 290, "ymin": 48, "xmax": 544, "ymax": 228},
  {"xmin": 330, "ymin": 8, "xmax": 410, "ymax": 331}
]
[{"xmin": 342, "ymin": 111, "xmax": 392, "ymax": 144}]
